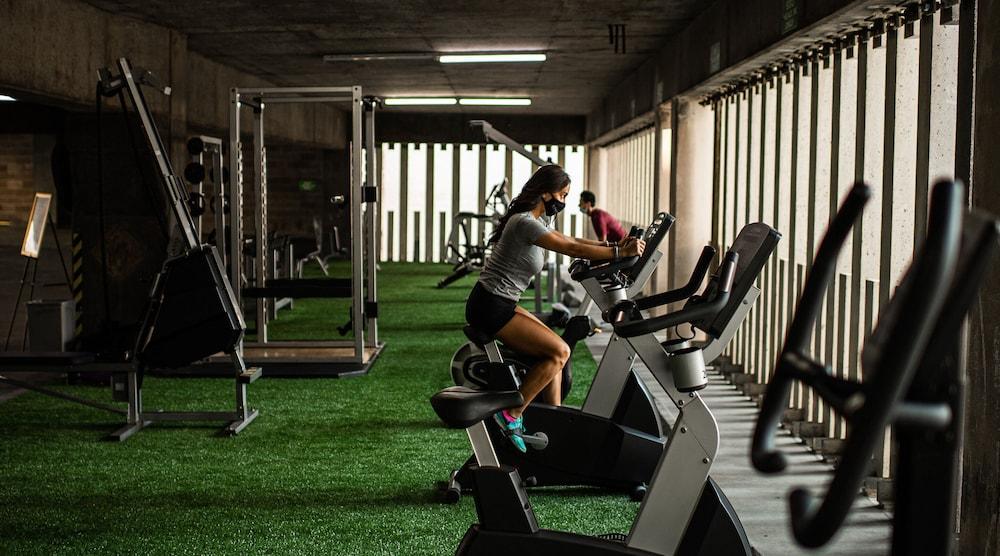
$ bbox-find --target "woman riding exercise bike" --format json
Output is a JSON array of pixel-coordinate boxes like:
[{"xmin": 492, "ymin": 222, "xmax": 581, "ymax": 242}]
[{"xmin": 464, "ymin": 164, "xmax": 644, "ymax": 452}]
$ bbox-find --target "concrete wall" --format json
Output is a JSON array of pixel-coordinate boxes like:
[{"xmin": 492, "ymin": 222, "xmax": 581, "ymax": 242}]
[
  {"xmin": 0, "ymin": 0, "xmax": 348, "ymax": 152},
  {"xmin": 0, "ymin": 0, "xmax": 353, "ymax": 248},
  {"xmin": 0, "ymin": 135, "xmax": 36, "ymax": 225},
  {"xmin": 585, "ymin": 0, "xmax": 894, "ymax": 142}
]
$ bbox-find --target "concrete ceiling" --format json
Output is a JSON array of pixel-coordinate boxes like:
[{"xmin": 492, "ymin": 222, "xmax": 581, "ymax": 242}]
[{"xmin": 80, "ymin": 0, "xmax": 710, "ymax": 115}]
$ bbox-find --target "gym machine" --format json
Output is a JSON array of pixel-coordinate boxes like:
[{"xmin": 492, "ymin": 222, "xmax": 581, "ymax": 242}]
[
  {"xmin": 0, "ymin": 58, "xmax": 259, "ymax": 440},
  {"xmin": 443, "ymin": 214, "xmax": 671, "ymax": 500},
  {"xmin": 470, "ymin": 120, "xmax": 550, "ymax": 167},
  {"xmin": 443, "ymin": 215, "xmax": 779, "ymax": 501},
  {"xmin": 182, "ymin": 135, "xmax": 225, "ymax": 246},
  {"xmin": 430, "ymin": 247, "xmax": 754, "ymax": 555},
  {"xmin": 752, "ymin": 181, "xmax": 996, "ymax": 555},
  {"xmin": 438, "ymin": 178, "xmax": 510, "ymax": 289},
  {"xmin": 228, "ymin": 86, "xmax": 384, "ymax": 376}
]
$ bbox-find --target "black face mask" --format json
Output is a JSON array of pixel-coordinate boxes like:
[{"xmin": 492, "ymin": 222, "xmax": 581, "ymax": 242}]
[{"xmin": 544, "ymin": 196, "xmax": 566, "ymax": 216}]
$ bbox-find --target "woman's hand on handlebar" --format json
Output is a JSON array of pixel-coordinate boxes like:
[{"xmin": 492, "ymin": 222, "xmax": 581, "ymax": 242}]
[{"xmin": 621, "ymin": 237, "xmax": 645, "ymax": 257}]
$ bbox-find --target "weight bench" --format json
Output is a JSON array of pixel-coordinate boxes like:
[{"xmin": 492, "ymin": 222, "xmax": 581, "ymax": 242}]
[
  {"xmin": 0, "ymin": 351, "xmax": 260, "ymax": 441},
  {"xmin": 242, "ymin": 278, "xmax": 352, "ymax": 298}
]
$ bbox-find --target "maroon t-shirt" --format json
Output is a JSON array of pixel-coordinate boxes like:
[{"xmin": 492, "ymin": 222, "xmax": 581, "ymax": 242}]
[{"xmin": 590, "ymin": 208, "xmax": 626, "ymax": 242}]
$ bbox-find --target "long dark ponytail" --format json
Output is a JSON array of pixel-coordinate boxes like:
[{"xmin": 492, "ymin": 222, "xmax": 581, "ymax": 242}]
[{"xmin": 490, "ymin": 164, "xmax": 571, "ymax": 244}]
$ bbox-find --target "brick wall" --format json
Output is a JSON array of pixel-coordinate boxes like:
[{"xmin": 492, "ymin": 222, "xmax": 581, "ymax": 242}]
[
  {"xmin": 264, "ymin": 145, "xmax": 330, "ymax": 237},
  {"xmin": 0, "ymin": 134, "xmax": 35, "ymax": 226},
  {"xmin": 233, "ymin": 143, "xmax": 350, "ymax": 247}
]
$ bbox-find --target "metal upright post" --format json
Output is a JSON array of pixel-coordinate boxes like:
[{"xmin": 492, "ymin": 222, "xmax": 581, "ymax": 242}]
[
  {"xmin": 213, "ymin": 145, "xmax": 227, "ymax": 265},
  {"xmin": 253, "ymin": 103, "xmax": 268, "ymax": 343},
  {"xmin": 351, "ymin": 87, "xmax": 365, "ymax": 361},
  {"xmin": 364, "ymin": 98, "xmax": 379, "ymax": 348},
  {"xmin": 118, "ymin": 58, "xmax": 199, "ymax": 251},
  {"xmin": 194, "ymin": 150, "xmax": 204, "ymax": 240},
  {"xmin": 228, "ymin": 89, "xmax": 244, "ymax": 354}
]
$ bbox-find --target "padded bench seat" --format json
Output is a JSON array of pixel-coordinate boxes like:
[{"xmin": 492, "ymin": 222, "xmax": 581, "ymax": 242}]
[
  {"xmin": 0, "ymin": 352, "xmax": 97, "ymax": 369},
  {"xmin": 242, "ymin": 278, "xmax": 351, "ymax": 299}
]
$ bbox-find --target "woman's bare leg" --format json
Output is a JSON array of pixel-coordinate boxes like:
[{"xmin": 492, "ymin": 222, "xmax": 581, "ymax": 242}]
[{"xmin": 495, "ymin": 307, "xmax": 570, "ymax": 417}]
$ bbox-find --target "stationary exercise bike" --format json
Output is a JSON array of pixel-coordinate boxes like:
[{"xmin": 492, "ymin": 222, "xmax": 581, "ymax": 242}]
[
  {"xmin": 442, "ymin": 216, "xmax": 671, "ymax": 501},
  {"xmin": 442, "ymin": 215, "xmax": 779, "ymax": 502},
  {"xmin": 431, "ymin": 248, "xmax": 755, "ymax": 555}
]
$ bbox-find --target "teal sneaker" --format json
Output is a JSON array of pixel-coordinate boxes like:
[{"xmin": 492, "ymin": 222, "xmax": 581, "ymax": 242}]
[{"xmin": 494, "ymin": 411, "xmax": 527, "ymax": 453}]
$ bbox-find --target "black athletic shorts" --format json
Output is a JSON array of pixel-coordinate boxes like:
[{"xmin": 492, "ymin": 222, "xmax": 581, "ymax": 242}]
[{"xmin": 465, "ymin": 282, "xmax": 517, "ymax": 336}]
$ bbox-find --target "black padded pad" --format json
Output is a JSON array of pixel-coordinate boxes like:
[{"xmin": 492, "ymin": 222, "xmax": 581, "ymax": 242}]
[
  {"xmin": 463, "ymin": 325, "xmax": 496, "ymax": 347},
  {"xmin": 243, "ymin": 278, "xmax": 351, "ymax": 299},
  {"xmin": 0, "ymin": 352, "xmax": 97, "ymax": 367},
  {"xmin": 430, "ymin": 386, "xmax": 523, "ymax": 429},
  {"xmin": 693, "ymin": 222, "xmax": 781, "ymax": 337}
]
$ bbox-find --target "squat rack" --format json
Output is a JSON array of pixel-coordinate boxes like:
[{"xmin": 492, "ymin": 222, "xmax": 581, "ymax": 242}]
[{"xmin": 229, "ymin": 86, "xmax": 382, "ymax": 376}]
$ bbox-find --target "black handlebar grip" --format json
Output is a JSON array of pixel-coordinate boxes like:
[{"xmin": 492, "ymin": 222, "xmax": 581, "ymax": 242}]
[
  {"xmin": 603, "ymin": 300, "xmax": 637, "ymax": 325},
  {"xmin": 789, "ymin": 180, "xmax": 963, "ymax": 548},
  {"xmin": 613, "ymin": 252, "xmax": 735, "ymax": 339},
  {"xmin": 756, "ymin": 181, "xmax": 962, "ymax": 549},
  {"xmin": 570, "ymin": 255, "xmax": 640, "ymax": 281},
  {"xmin": 636, "ymin": 245, "xmax": 717, "ymax": 311},
  {"xmin": 752, "ymin": 183, "xmax": 872, "ymax": 475}
]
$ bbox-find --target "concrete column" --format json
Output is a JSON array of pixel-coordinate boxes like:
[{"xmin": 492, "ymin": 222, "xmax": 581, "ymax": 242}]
[
  {"xmin": 962, "ymin": 0, "xmax": 1000, "ymax": 554},
  {"xmin": 652, "ymin": 103, "xmax": 671, "ymax": 303},
  {"xmin": 584, "ymin": 145, "xmax": 607, "ymax": 240},
  {"xmin": 668, "ymin": 98, "xmax": 715, "ymax": 313}
]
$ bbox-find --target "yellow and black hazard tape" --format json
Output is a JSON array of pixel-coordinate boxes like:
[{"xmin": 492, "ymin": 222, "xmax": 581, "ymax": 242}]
[{"xmin": 71, "ymin": 232, "xmax": 83, "ymax": 339}]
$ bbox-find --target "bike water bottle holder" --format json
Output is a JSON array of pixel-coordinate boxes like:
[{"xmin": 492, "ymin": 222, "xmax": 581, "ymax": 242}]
[
  {"xmin": 669, "ymin": 347, "xmax": 709, "ymax": 392},
  {"xmin": 662, "ymin": 338, "xmax": 692, "ymax": 353}
]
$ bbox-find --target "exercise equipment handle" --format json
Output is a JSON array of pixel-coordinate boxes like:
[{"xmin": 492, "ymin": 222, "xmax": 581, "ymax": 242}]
[
  {"xmin": 569, "ymin": 256, "xmax": 641, "ymax": 281},
  {"xmin": 757, "ymin": 181, "xmax": 963, "ymax": 548},
  {"xmin": 636, "ymin": 245, "xmax": 716, "ymax": 310},
  {"xmin": 613, "ymin": 251, "xmax": 737, "ymax": 338},
  {"xmin": 569, "ymin": 225, "xmax": 651, "ymax": 281},
  {"xmin": 752, "ymin": 183, "xmax": 871, "ymax": 475}
]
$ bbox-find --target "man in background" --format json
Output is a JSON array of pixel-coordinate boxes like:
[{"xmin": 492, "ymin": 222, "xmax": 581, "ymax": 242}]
[{"xmin": 579, "ymin": 191, "xmax": 626, "ymax": 244}]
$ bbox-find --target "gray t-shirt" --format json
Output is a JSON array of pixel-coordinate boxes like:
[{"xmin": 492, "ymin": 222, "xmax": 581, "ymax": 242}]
[{"xmin": 478, "ymin": 212, "xmax": 554, "ymax": 301}]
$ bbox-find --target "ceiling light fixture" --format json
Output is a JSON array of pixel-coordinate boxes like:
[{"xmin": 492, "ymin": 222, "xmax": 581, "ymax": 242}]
[
  {"xmin": 458, "ymin": 98, "xmax": 532, "ymax": 106},
  {"xmin": 439, "ymin": 53, "xmax": 546, "ymax": 64},
  {"xmin": 323, "ymin": 53, "xmax": 435, "ymax": 63},
  {"xmin": 384, "ymin": 97, "xmax": 458, "ymax": 106},
  {"xmin": 323, "ymin": 52, "xmax": 547, "ymax": 64},
  {"xmin": 0, "ymin": 94, "xmax": 16, "ymax": 102}
]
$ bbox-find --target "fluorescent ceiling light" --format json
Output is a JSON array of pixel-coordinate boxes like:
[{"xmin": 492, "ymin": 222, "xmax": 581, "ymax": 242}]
[
  {"xmin": 459, "ymin": 98, "xmax": 532, "ymax": 106},
  {"xmin": 384, "ymin": 97, "xmax": 457, "ymax": 106},
  {"xmin": 324, "ymin": 53, "xmax": 434, "ymax": 63},
  {"xmin": 439, "ymin": 53, "xmax": 546, "ymax": 64},
  {"xmin": 0, "ymin": 95, "xmax": 16, "ymax": 102}
]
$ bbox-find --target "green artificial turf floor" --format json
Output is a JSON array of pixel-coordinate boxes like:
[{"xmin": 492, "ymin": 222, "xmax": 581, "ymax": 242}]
[{"xmin": 0, "ymin": 262, "xmax": 639, "ymax": 555}]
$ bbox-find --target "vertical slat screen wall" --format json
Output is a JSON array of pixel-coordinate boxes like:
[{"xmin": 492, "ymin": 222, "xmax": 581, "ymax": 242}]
[
  {"xmin": 710, "ymin": 11, "xmax": 958, "ymax": 492},
  {"xmin": 595, "ymin": 127, "xmax": 656, "ymax": 231},
  {"xmin": 378, "ymin": 143, "xmax": 586, "ymax": 263}
]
